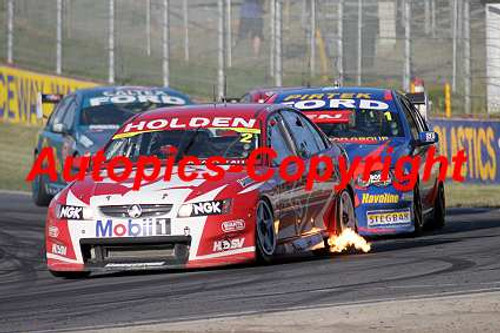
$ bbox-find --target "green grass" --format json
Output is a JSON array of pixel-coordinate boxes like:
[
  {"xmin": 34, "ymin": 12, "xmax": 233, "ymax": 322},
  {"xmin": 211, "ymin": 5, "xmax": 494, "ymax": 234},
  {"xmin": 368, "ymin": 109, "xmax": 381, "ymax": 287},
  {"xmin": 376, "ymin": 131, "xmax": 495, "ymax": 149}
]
[
  {"xmin": 445, "ymin": 183, "xmax": 500, "ymax": 208},
  {"xmin": 1, "ymin": 122, "xmax": 500, "ymax": 209},
  {"xmin": 0, "ymin": 122, "xmax": 40, "ymax": 192}
]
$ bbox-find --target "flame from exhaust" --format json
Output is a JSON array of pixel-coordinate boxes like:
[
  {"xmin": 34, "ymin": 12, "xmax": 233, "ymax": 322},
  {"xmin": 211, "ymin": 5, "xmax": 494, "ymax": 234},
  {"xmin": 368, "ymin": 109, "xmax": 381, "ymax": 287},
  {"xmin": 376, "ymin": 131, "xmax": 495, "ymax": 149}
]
[{"xmin": 328, "ymin": 228, "xmax": 371, "ymax": 253}]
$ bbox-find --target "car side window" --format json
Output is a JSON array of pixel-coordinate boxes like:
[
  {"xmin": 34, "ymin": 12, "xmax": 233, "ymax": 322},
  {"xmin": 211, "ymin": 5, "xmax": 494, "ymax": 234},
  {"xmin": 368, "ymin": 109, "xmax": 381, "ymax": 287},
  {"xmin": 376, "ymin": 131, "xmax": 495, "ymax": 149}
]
[
  {"xmin": 298, "ymin": 113, "xmax": 329, "ymax": 151},
  {"xmin": 280, "ymin": 110, "xmax": 322, "ymax": 157},
  {"xmin": 399, "ymin": 98, "xmax": 419, "ymax": 139},
  {"xmin": 47, "ymin": 96, "xmax": 71, "ymax": 129},
  {"xmin": 410, "ymin": 102, "xmax": 429, "ymax": 131},
  {"xmin": 61, "ymin": 97, "xmax": 77, "ymax": 131},
  {"xmin": 267, "ymin": 114, "xmax": 295, "ymax": 166}
]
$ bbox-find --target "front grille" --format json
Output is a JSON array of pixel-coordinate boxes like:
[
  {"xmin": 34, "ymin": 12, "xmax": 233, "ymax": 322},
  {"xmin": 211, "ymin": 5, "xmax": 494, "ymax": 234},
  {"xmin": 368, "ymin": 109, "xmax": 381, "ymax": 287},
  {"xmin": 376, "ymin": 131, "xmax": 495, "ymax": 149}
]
[
  {"xmin": 99, "ymin": 204, "xmax": 173, "ymax": 218},
  {"xmin": 80, "ymin": 236, "xmax": 191, "ymax": 266}
]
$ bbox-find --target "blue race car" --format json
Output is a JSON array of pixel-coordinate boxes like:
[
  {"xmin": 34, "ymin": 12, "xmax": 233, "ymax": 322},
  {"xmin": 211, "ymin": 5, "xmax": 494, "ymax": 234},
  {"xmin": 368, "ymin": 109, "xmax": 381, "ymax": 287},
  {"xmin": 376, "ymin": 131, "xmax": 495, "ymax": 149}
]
[
  {"xmin": 32, "ymin": 86, "xmax": 192, "ymax": 206},
  {"xmin": 268, "ymin": 87, "xmax": 445, "ymax": 236}
]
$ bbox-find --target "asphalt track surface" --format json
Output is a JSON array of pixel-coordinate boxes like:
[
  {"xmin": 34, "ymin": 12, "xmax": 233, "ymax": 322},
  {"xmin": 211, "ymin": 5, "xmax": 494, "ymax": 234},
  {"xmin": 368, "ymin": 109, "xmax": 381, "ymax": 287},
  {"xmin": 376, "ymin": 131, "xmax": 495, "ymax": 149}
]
[{"xmin": 0, "ymin": 192, "xmax": 499, "ymax": 332}]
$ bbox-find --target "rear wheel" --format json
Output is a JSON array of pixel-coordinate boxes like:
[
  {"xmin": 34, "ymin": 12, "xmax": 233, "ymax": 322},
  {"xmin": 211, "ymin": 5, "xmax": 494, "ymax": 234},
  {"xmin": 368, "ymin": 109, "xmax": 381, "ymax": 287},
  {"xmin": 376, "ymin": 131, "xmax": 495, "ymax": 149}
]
[
  {"xmin": 49, "ymin": 270, "xmax": 90, "ymax": 279},
  {"xmin": 428, "ymin": 183, "xmax": 445, "ymax": 230},
  {"xmin": 255, "ymin": 199, "xmax": 276, "ymax": 263},
  {"xmin": 32, "ymin": 173, "xmax": 52, "ymax": 207},
  {"xmin": 413, "ymin": 184, "xmax": 424, "ymax": 236}
]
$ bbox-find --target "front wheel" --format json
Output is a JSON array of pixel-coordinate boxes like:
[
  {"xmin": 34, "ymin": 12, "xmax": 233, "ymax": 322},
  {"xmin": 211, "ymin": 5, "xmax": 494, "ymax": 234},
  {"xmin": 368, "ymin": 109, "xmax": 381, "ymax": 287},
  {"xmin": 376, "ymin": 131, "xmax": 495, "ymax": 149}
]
[
  {"xmin": 413, "ymin": 184, "xmax": 424, "ymax": 236},
  {"xmin": 428, "ymin": 183, "xmax": 445, "ymax": 230},
  {"xmin": 337, "ymin": 190, "xmax": 357, "ymax": 233},
  {"xmin": 32, "ymin": 173, "xmax": 52, "ymax": 207},
  {"xmin": 255, "ymin": 199, "xmax": 276, "ymax": 263}
]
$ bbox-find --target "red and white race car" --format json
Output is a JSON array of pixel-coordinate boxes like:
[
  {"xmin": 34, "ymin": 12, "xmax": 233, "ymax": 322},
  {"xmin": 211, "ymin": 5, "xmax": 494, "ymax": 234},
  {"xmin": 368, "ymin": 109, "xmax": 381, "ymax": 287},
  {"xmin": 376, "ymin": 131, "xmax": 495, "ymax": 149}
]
[{"xmin": 45, "ymin": 104, "xmax": 355, "ymax": 277}]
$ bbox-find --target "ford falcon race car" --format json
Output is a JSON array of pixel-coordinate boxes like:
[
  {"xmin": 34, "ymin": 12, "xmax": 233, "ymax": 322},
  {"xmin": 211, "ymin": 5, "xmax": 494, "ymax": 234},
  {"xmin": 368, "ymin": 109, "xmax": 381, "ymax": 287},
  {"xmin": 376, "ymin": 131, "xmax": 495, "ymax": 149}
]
[
  {"xmin": 32, "ymin": 86, "xmax": 192, "ymax": 206},
  {"xmin": 45, "ymin": 104, "xmax": 355, "ymax": 277},
  {"xmin": 268, "ymin": 87, "xmax": 445, "ymax": 236}
]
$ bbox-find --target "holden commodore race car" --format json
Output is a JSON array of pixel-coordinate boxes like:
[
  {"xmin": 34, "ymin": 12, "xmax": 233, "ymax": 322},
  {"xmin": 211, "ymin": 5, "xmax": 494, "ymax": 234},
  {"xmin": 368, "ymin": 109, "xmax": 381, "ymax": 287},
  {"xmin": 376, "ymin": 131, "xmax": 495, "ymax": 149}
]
[
  {"xmin": 32, "ymin": 86, "xmax": 192, "ymax": 206},
  {"xmin": 45, "ymin": 104, "xmax": 356, "ymax": 277},
  {"xmin": 269, "ymin": 87, "xmax": 445, "ymax": 236}
]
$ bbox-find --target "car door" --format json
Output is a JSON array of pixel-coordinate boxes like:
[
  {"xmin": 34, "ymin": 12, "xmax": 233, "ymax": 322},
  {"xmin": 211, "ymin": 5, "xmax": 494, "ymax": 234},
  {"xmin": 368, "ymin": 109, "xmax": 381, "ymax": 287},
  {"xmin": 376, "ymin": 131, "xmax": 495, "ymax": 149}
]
[
  {"xmin": 399, "ymin": 96, "xmax": 434, "ymax": 211},
  {"xmin": 266, "ymin": 112, "xmax": 301, "ymax": 241},
  {"xmin": 48, "ymin": 95, "xmax": 78, "ymax": 184},
  {"xmin": 280, "ymin": 109, "xmax": 327, "ymax": 236}
]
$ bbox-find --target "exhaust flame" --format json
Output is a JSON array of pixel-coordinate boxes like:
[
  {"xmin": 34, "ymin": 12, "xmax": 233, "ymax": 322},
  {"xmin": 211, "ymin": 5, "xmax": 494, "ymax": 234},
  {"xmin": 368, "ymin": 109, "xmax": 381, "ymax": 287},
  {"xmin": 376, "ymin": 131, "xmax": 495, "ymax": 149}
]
[{"xmin": 328, "ymin": 228, "xmax": 371, "ymax": 253}]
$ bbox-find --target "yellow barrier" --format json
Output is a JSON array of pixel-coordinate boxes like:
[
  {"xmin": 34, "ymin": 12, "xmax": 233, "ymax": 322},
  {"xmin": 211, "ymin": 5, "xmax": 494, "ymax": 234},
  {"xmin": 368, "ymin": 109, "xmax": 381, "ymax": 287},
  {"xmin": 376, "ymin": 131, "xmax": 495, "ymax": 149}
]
[{"xmin": 0, "ymin": 65, "xmax": 98, "ymax": 126}]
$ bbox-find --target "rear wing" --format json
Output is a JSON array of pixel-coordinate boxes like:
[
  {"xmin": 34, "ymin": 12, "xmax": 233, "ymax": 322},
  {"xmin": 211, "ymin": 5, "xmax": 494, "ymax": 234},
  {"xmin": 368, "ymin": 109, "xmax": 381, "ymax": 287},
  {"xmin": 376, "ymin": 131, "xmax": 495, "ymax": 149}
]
[
  {"xmin": 36, "ymin": 93, "xmax": 64, "ymax": 119},
  {"xmin": 406, "ymin": 92, "xmax": 431, "ymax": 120}
]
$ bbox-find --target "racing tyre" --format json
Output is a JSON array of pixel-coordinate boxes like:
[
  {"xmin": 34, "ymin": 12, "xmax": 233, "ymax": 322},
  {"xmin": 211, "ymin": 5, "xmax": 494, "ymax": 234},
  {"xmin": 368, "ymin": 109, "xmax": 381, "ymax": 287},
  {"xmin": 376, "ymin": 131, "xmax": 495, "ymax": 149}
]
[
  {"xmin": 413, "ymin": 184, "xmax": 424, "ymax": 236},
  {"xmin": 49, "ymin": 270, "xmax": 90, "ymax": 279},
  {"xmin": 255, "ymin": 199, "xmax": 276, "ymax": 263},
  {"xmin": 429, "ymin": 183, "xmax": 445, "ymax": 230},
  {"xmin": 315, "ymin": 190, "xmax": 357, "ymax": 256},
  {"xmin": 32, "ymin": 173, "xmax": 52, "ymax": 207},
  {"xmin": 337, "ymin": 190, "xmax": 357, "ymax": 233}
]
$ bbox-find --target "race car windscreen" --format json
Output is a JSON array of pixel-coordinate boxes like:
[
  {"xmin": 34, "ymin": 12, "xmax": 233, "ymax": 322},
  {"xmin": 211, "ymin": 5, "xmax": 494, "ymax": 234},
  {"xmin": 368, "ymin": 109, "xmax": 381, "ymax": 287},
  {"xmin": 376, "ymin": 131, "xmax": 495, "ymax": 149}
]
[
  {"xmin": 105, "ymin": 128, "xmax": 260, "ymax": 162},
  {"xmin": 80, "ymin": 102, "xmax": 177, "ymax": 127},
  {"xmin": 317, "ymin": 109, "xmax": 404, "ymax": 139}
]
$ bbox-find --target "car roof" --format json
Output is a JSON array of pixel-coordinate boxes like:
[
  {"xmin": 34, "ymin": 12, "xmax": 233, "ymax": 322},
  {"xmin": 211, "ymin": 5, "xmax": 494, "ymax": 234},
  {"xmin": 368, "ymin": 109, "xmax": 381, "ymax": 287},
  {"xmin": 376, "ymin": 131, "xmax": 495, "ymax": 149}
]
[
  {"xmin": 74, "ymin": 85, "xmax": 191, "ymax": 99},
  {"xmin": 273, "ymin": 86, "xmax": 393, "ymax": 100},
  {"xmin": 127, "ymin": 103, "xmax": 278, "ymax": 123}
]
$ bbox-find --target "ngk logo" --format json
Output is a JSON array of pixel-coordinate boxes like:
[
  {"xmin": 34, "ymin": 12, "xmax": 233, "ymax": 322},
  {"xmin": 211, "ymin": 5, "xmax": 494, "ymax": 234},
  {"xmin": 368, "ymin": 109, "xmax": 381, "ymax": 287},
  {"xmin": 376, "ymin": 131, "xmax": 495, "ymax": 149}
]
[
  {"xmin": 57, "ymin": 205, "xmax": 83, "ymax": 220},
  {"xmin": 213, "ymin": 238, "xmax": 245, "ymax": 252},
  {"xmin": 192, "ymin": 201, "xmax": 222, "ymax": 215}
]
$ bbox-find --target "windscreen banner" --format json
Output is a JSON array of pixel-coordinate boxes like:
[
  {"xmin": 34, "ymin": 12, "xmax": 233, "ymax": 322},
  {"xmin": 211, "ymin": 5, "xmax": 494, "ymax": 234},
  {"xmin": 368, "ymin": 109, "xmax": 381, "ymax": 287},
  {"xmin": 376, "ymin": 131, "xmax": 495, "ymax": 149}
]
[{"xmin": 431, "ymin": 118, "xmax": 500, "ymax": 184}]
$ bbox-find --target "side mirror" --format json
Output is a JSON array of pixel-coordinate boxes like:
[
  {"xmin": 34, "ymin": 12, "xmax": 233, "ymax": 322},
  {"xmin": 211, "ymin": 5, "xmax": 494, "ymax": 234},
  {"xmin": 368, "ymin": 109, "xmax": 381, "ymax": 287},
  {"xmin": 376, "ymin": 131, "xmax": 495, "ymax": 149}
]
[
  {"xmin": 52, "ymin": 123, "xmax": 68, "ymax": 134},
  {"xmin": 415, "ymin": 131, "xmax": 438, "ymax": 146}
]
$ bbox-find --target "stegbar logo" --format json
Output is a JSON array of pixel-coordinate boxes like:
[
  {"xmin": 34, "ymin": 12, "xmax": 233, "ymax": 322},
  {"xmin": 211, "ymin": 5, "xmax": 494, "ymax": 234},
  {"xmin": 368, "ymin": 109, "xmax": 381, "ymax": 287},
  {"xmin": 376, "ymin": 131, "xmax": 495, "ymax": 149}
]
[
  {"xmin": 221, "ymin": 219, "xmax": 246, "ymax": 233},
  {"xmin": 213, "ymin": 238, "xmax": 245, "ymax": 252},
  {"xmin": 57, "ymin": 205, "xmax": 83, "ymax": 220}
]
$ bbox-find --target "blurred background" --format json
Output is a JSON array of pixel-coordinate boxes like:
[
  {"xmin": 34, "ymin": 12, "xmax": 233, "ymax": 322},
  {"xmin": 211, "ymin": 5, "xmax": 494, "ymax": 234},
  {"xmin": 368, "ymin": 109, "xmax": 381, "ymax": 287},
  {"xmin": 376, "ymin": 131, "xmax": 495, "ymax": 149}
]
[{"xmin": 0, "ymin": 0, "xmax": 498, "ymax": 116}]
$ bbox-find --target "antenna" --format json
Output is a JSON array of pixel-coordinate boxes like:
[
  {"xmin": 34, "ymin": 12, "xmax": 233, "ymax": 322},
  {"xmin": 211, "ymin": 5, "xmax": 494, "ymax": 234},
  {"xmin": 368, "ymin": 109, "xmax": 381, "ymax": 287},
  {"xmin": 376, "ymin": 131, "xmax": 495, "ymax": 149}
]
[
  {"xmin": 212, "ymin": 84, "xmax": 216, "ymax": 105},
  {"xmin": 224, "ymin": 75, "xmax": 227, "ymax": 107}
]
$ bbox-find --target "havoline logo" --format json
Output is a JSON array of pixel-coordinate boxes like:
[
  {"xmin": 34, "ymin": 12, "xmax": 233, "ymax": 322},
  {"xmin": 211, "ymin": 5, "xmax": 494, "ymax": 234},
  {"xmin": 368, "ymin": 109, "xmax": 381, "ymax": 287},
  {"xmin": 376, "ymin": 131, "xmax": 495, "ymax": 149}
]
[{"xmin": 362, "ymin": 193, "xmax": 399, "ymax": 204}]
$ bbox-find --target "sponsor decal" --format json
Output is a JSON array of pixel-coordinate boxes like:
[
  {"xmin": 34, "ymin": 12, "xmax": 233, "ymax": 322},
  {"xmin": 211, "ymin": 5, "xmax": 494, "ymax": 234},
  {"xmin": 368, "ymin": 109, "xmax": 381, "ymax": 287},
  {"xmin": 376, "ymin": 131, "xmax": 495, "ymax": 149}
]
[
  {"xmin": 221, "ymin": 219, "xmax": 246, "ymax": 233},
  {"xmin": 367, "ymin": 209, "xmax": 411, "ymax": 227},
  {"xmin": 283, "ymin": 98, "xmax": 389, "ymax": 111},
  {"xmin": 362, "ymin": 193, "xmax": 399, "ymax": 204},
  {"xmin": 213, "ymin": 238, "xmax": 245, "ymax": 252},
  {"xmin": 116, "ymin": 117, "xmax": 258, "ymax": 139},
  {"xmin": 178, "ymin": 199, "xmax": 231, "ymax": 217},
  {"xmin": 89, "ymin": 90, "xmax": 187, "ymax": 107},
  {"xmin": 51, "ymin": 243, "xmax": 67, "ymax": 256},
  {"xmin": 95, "ymin": 218, "xmax": 170, "ymax": 237},
  {"xmin": 305, "ymin": 110, "xmax": 352, "ymax": 124},
  {"xmin": 56, "ymin": 205, "xmax": 83, "ymax": 220},
  {"xmin": 48, "ymin": 225, "xmax": 59, "ymax": 238}
]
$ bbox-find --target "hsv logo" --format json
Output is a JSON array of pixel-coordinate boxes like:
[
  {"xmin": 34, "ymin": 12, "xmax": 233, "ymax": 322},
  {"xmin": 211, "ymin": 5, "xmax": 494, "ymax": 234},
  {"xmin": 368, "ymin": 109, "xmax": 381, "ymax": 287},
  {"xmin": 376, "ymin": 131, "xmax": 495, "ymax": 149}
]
[
  {"xmin": 57, "ymin": 205, "xmax": 83, "ymax": 220},
  {"xmin": 96, "ymin": 219, "xmax": 170, "ymax": 237},
  {"xmin": 213, "ymin": 238, "xmax": 245, "ymax": 252},
  {"xmin": 221, "ymin": 219, "xmax": 246, "ymax": 233},
  {"xmin": 51, "ymin": 243, "xmax": 67, "ymax": 256}
]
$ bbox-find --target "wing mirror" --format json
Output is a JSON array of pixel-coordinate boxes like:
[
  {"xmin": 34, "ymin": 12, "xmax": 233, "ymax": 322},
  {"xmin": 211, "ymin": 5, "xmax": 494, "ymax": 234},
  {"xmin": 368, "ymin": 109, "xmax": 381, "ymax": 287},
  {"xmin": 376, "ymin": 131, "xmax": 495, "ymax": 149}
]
[
  {"xmin": 414, "ymin": 131, "xmax": 439, "ymax": 146},
  {"xmin": 52, "ymin": 123, "xmax": 69, "ymax": 134}
]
